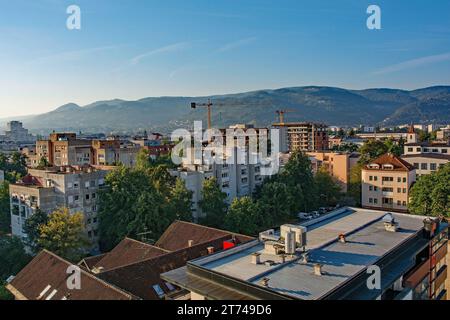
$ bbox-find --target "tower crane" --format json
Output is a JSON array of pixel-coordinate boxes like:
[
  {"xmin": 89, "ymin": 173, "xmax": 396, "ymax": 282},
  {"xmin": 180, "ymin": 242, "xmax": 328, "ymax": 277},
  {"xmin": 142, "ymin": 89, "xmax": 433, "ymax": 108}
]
[
  {"xmin": 276, "ymin": 109, "xmax": 296, "ymax": 124},
  {"xmin": 191, "ymin": 99, "xmax": 227, "ymax": 129}
]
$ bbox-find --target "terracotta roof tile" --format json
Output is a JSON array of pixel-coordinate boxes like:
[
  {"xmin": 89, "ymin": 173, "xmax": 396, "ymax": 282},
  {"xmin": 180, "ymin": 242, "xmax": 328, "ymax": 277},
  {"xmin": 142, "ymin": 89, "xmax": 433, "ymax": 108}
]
[
  {"xmin": 8, "ymin": 250, "xmax": 136, "ymax": 300},
  {"xmin": 155, "ymin": 220, "xmax": 254, "ymax": 251},
  {"xmin": 364, "ymin": 153, "xmax": 415, "ymax": 172}
]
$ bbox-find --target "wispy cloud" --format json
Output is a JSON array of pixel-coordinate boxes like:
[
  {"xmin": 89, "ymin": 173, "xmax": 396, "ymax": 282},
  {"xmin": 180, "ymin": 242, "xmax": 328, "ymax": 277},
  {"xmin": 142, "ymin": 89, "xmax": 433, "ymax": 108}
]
[
  {"xmin": 32, "ymin": 45, "xmax": 119, "ymax": 64},
  {"xmin": 216, "ymin": 37, "xmax": 257, "ymax": 53},
  {"xmin": 130, "ymin": 42, "xmax": 191, "ymax": 65},
  {"xmin": 373, "ymin": 52, "xmax": 450, "ymax": 75}
]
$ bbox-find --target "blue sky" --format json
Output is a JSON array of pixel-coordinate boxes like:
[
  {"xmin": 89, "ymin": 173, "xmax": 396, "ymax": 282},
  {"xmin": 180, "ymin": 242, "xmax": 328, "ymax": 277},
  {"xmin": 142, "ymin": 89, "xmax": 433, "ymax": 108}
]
[{"xmin": 1, "ymin": 0, "xmax": 450, "ymax": 117}]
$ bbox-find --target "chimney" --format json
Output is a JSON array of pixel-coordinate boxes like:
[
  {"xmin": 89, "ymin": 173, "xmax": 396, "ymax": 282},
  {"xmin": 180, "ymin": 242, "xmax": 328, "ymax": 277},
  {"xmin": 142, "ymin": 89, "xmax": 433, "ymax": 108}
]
[
  {"xmin": 260, "ymin": 277, "xmax": 270, "ymax": 287},
  {"xmin": 188, "ymin": 240, "xmax": 194, "ymax": 247},
  {"xmin": 314, "ymin": 264, "xmax": 323, "ymax": 276},
  {"xmin": 251, "ymin": 252, "xmax": 261, "ymax": 265},
  {"xmin": 338, "ymin": 234, "xmax": 346, "ymax": 243},
  {"xmin": 207, "ymin": 246, "xmax": 215, "ymax": 255}
]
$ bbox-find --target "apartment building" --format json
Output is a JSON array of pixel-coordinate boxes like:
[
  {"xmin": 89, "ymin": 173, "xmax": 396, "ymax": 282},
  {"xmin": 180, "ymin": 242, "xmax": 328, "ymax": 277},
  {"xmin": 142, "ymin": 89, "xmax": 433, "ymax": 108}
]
[
  {"xmin": 401, "ymin": 154, "xmax": 450, "ymax": 178},
  {"xmin": 404, "ymin": 126, "xmax": 450, "ymax": 156},
  {"xmin": 307, "ymin": 151, "xmax": 360, "ymax": 192},
  {"xmin": 35, "ymin": 133, "xmax": 139, "ymax": 168},
  {"xmin": 163, "ymin": 207, "xmax": 448, "ymax": 300},
  {"xmin": 0, "ymin": 121, "xmax": 35, "ymax": 143},
  {"xmin": 361, "ymin": 153, "xmax": 416, "ymax": 213},
  {"xmin": 9, "ymin": 165, "xmax": 111, "ymax": 252},
  {"xmin": 437, "ymin": 126, "xmax": 450, "ymax": 141},
  {"xmin": 172, "ymin": 151, "xmax": 266, "ymax": 221},
  {"xmin": 273, "ymin": 122, "xmax": 329, "ymax": 152}
]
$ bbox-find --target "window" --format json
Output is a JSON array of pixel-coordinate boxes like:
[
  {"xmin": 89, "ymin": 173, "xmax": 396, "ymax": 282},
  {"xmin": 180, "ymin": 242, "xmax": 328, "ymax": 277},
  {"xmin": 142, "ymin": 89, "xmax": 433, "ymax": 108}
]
[
  {"xmin": 397, "ymin": 188, "xmax": 401, "ymax": 193},
  {"xmin": 382, "ymin": 177, "xmax": 393, "ymax": 182},
  {"xmin": 421, "ymin": 163, "xmax": 428, "ymax": 170},
  {"xmin": 93, "ymin": 217, "xmax": 97, "ymax": 223},
  {"xmin": 430, "ymin": 163, "xmax": 437, "ymax": 171},
  {"xmin": 403, "ymin": 188, "xmax": 407, "ymax": 194},
  {"xmin": 369, "ymin": 186, "xmax": 373, "ymax": 191},
  {"xmin": 369, "ymin": 198, "xmax": 373, "ymax": 204},
  {"xmin": 413, "ymin": 163, "xmax": 419, "ymax": 169},
  {"xmin": 369, "ymin": 176, "xmax": 373, "ymax": 181},
  {"xmin": 397, "ymin": 200, "xmax": 401, "ymax": 206},
  {"xmin": 74, "ymin": 195, "xmax": 79, "ymax": 201},
  {"xmin": 152, "ymin": 285, "xmax": 165, "ymax": 298},
  {"xmin": 86, "ymin": 194, "xmax": 90, "ymax": 200},
  {"xmin": 374, "ymin": 198, "xmax": 378, "ymax": 204},
  {"xmin": 416, "ymin": 148, "xmax": 421, "ymax": 152},
  {"xmin": 374, "ymin": 186, "xmax": 378, "ymax": 191},
  {"xmin": 442, "ymin": 149, "xmax": 448, "ymax": 154},
  {"xmin": 165, "ymin": 282, "xmax": 176, "ymax": 291},
  {"xmin": 408, "ymin": 148, "xmax": 413, "ymax": 152},
  {"xmin": 403, "ymin": 201, "xmax": 407, "ymax": 206},
  {"xmin": 403, "ymin": 178, "xmax": 407, "ymax": 183},
  {"xmin": 374, "ymin": 176, "xmax": 378, "ymax": 181},
  {"xmin": 397, "ymin": 177, "xmax": 401, "ymax": 183},
  {"xmin": 382, "ymin": 187, "xmax": 393, "ymax": 192}
]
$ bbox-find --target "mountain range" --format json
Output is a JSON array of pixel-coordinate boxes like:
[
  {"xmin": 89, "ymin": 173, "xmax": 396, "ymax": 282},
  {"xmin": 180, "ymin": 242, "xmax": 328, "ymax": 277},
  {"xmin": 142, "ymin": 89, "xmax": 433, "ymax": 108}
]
[{"xmin": 3, "ymin": 86, "xmax": 450, "ymax": 134}]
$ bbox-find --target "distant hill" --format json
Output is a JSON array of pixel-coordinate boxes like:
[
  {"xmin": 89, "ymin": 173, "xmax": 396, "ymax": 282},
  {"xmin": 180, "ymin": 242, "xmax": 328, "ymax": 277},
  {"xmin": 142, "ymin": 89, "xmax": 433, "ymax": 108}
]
[{"xmin": 5, "ymin": 86, "xmax": 450, "ymax": 134}]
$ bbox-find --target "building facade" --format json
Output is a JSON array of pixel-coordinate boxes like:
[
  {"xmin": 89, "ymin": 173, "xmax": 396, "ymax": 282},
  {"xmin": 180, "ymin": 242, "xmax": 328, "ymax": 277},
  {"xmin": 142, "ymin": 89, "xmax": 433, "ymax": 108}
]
[
  {"xmin": 361, "ymin": 154, "xmax": 416, "ymax": 213},
  {"xmin": 9, "ymin": 166, "xmax": 111, "ymax": 252},
  {"xmin": 273, "ymin": 122, "xmax": 329, "ymax": 152},
  {"xmin": 401, "ymin": 154, "xmax": 450, "ymax": 178}
]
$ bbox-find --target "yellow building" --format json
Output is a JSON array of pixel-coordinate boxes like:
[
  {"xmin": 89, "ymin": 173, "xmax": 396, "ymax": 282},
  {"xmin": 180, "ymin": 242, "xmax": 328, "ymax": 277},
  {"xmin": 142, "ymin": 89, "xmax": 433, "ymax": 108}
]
[{"xmin": 361, "ymin": 153, "xmax": 416, "ymax": 213}]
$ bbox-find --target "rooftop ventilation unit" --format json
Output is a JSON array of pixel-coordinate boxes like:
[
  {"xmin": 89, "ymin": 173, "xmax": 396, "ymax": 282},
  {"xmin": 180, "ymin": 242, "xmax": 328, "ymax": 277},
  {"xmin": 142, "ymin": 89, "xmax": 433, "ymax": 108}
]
[
  {"xmin": 383, "ymin": 213, "xmax": 399, "ymax": 232},
  {"xmin": 280, "ymin": 224, "xmax": 307, "ymax": 249}
]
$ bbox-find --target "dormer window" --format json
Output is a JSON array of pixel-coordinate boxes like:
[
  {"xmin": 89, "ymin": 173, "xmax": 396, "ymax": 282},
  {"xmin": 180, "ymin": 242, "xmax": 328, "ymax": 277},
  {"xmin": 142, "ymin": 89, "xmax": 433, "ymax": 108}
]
[
  {"xmin": 368, "ymin": 164, "xmax": 380, "ymax": 169},
  {"xmin": 382, "ymin": 164, "xmax": 394, "ymax": 170}
]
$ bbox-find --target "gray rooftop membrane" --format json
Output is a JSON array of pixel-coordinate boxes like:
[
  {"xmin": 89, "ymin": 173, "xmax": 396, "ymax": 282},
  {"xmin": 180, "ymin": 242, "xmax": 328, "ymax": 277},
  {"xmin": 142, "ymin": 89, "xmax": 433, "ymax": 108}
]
[{"xmin": 193, "ymin": 208, "xmax": 425, "ymax": 300}]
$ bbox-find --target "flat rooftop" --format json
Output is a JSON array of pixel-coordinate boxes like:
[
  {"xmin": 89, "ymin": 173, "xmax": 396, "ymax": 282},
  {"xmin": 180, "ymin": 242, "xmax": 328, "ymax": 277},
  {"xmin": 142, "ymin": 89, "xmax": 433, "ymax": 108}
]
[{"xmin": 182, "ymin": 207, "xmax": 426, "ymax": 300}]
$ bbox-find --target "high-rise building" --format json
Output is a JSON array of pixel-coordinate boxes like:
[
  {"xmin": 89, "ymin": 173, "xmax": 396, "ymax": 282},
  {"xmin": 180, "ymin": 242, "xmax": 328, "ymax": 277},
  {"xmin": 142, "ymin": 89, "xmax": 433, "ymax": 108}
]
[
  {"xmin": 273, "ymin": 122, "xmax": 329, "ymax": 152},
  {"xmin": 1, "ymin": 121, "xmax": 36, "ymax": 143}
]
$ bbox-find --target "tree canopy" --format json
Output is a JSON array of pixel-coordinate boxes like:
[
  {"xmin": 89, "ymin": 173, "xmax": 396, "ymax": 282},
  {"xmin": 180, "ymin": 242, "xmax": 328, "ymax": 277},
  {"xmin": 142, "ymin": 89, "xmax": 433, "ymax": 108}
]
[
  {"xmin": 98, "ymin": 165, "xmax": 193, "ymax": 251},
  {"xmin": 409, "ymin": 164, "xmax": 450, "ymax": 217},
  {"xmin": 199, "ymin": 178, "xmax": 228, "ymax": 228},
  {"xmin": 37, "ymin": 207, "xmax": 89, "ymax": 262}
]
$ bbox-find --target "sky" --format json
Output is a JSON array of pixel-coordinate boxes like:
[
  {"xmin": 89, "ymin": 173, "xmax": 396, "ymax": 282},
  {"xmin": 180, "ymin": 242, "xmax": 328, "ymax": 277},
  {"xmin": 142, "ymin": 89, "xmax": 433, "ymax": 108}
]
[{"xmin": 1, "ymin": 0, "xmax": 450, "ymax": 118}]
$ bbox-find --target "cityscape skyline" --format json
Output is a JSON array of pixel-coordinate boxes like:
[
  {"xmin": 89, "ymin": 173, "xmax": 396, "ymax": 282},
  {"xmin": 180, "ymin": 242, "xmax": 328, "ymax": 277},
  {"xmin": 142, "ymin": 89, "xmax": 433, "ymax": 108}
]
[{"xmin": 1, "ymin": 0, "xmax": 450, "ymax": 118}]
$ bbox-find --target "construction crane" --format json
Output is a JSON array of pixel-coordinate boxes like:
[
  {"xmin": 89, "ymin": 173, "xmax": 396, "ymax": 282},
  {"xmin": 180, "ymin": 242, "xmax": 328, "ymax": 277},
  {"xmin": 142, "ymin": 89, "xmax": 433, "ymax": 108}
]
[
  {"xmin": 191, "ymin": 99, "xmax": 226, "ymax": 129},
  {"xmin": 276, "ymin": 109, "xmax": 296, "ymax": 124}
]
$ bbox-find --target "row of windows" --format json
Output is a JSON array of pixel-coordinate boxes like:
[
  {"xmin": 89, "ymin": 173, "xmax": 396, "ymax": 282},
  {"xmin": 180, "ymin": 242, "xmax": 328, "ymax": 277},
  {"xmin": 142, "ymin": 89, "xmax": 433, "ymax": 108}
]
[
  {"xmin": 369, "ymin": 176, "xmax": 407, "ymax": 183},
  {"xmin": 413, "ymin": 163, "xmax": 444, "ymax": 171}
]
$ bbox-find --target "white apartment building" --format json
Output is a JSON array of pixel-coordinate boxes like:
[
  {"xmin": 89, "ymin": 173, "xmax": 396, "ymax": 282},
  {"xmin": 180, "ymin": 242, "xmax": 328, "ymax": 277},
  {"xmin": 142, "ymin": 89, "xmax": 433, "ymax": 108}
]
[
  {"xmin": 404, "ymin": 126, "xmax": 450, "ymax": 156},
  {"xmin": 9, "ymin": 166, "xmax": 110, "ymax": 253}
]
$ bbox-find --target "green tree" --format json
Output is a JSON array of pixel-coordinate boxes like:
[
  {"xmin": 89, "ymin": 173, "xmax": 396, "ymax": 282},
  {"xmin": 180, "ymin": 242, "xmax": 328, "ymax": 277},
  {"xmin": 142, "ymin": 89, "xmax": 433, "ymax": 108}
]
[
  {"xmin": 37, "ymin": 208, "xmax": 89, "ymax": 261},
  {"xmin": 136, "ymin": 148, "xmax": 151, "ymax": 169},
  {"xmin": 347, "ymin": 163, "xmax": 363, "ymax": 206},
  {"xmin": 199, "ymin": 178, "xmax": 228, "ymax": 228},
  {"xmin": 409, "ymin": 164, "xmax": 450, "ymax": 217},
  {"xmin": 98, "ymin": 165, "xmax": 193, "ymax": 251},
  {"xmin": 0, "ymin": 182, "xmax": 10, "ymax": 235},
  {"xmin": 256, "ymin": 181, "xmax": 292, "ymax": 227},
  {"xmin": 37, "ymin": 156, "xmax": 49, "ymax": 169},
  {"xmin": 0, "ymin": 281, "xmax": 13, "ymax": 300},
  {"xmin": 168, "ymin": 179, "xmax": 193, "ymax": 222},
  {"xmin": 384, "ymin": 138, "xmax": 402, "ymax": 157},
  {"xmin": 22, "ymin": 208, "xmax": 49, "ymax": 253},
  {"xmin": 0, "ymin": 236, "xmax": 31, "ymax": 281},
  {"xmin": 315, "ymin": 168, "xmax": 342, "ymax": 206},
  {"xmin": 359, "ymin": 140, "xmax": 388, "ymax": 164},
  {"xmin": 225, "ymin": 197, "xmax": 260, "ymax": 235},
  {"xmin": 0, "ymin": 152, "xmax": 28, "ymax": 183},
  {"xmin": 280, "ymin": 151, "xmax": 317, "ymax": 212}
]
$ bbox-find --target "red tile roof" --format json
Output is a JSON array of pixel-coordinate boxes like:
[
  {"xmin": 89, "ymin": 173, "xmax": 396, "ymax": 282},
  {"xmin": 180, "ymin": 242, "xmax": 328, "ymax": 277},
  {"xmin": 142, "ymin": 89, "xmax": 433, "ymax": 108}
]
[
  {"xmin": 91, "ymin": 238, "xmax": 170, "ymax": 272},
  {"xmin": 364, "ymin": 153, "xmax": 415, "ymax": 172},
  {"xmin": 7, "ymin": 250, "xmax": 136, "ymax": 300},
  {"xmin": 156, "ymin": 220, "xmax": 254, "ymax": 251}
]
